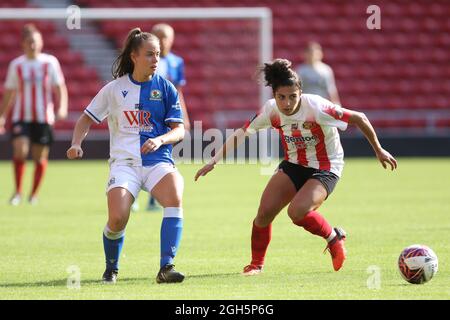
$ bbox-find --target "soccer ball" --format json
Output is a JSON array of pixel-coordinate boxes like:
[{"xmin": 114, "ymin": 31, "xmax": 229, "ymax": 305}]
[{"xmin": 398, "ymin": 244, "xmax": 438, "ymax": 284}]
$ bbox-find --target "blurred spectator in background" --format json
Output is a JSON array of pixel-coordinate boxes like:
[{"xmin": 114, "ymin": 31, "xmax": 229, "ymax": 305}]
[
  {"xmin": 152, "ymin": 23, "xmax": 190, "ymax": 130},
  {"xmin": 296, "ymin": 42, "xmax": 340, "ymax": 105},
  {"xmin": 0, "ymin": 24, "xmax": 68, "ymax": 205}
]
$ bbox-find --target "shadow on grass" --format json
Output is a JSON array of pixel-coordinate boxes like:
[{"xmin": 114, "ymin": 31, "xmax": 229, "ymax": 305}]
[
  {"xmin": 0, "ymin": 273, "xmax": 240, "ymax": 288},
  {"xmin": 0, "ymin": 277, "xmax": 151, "ymax": 288},
  {"xmin": 0, "ymin": 278, "xmax": 72, "ymax": 288},
  {"xmin": 185, "ymin": 272, "xmax": 240, "ymax": 279}
]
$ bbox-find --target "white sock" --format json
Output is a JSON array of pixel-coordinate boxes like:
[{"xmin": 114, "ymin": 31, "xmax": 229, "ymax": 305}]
[
  {"xmin": 326, "ymin": 228, "xmax": 337, "ymax": 243},
  {"xmin": 103, "ymin": 225, "xmax": 125, "ymax": 240}
]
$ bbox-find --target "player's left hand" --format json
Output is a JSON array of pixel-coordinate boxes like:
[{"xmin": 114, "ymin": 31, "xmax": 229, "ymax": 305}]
[
  {"xmin": 141, "ymin": 137, "xmax": 163, "ymax": 154},
  {"xmin": 376, "ymin": 148, "xmax": 397, "ymax": 171}
]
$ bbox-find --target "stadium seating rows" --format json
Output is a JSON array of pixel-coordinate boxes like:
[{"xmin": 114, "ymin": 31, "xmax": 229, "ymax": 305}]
[{"xmin": 0, "ymin": 0, "xmax": 448, "ymax": 131}]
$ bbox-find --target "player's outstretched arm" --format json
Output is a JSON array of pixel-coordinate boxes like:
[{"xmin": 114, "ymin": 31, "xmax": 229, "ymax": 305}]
[
  {"xmin": 67, "ymin": 113, "xmax": 95, "ymax": 159},
  {"xmin": 195, "ymin": 127, "xmax": 247, "ymax": 181},
  {"xmin": 346, "ymin": 109, "xmax": 397, "ymax": 170}
]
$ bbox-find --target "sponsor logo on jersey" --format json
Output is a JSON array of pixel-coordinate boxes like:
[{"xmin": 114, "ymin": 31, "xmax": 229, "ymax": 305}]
[
  {"xmin": 123, "ymin": 110, "xmax": 154, "ymax": 132},
  {"xmin": 150, "ymin": 90, "xmax": 162, "ymax": 101},
  {"xmin": 284, "ymin": 134, "xmax": 319, "ymax": 149}
]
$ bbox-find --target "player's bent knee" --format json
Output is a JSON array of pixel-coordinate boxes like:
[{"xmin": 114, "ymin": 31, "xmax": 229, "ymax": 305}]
[
  {"xmin": 158, "ymin": 196, "xmax": 182, "ymax": 208},
  {"xmin": 107, "ymin": 211, "xmax": 129, "ymax": 230},
  {"xmin": 107, "ymin": 219, "xmax": 127, "ymax": 232},
  {"xmin": 287, "ymin": 204, "xmax": 311, "ymax": 222},
  {"xmin": 256, "ymin": 205, "xmax": 278, "ymax": 226},
  {"xmin": 254, "ymin": 215, "xmax": 273, "ymax": 228},
  {"xmin": 13, "ymin": 151, "xmax": 27, "ymax": 160},
  {"xmin": 103, "ymin": 224, "xmax": 125, "ymax": 239}
]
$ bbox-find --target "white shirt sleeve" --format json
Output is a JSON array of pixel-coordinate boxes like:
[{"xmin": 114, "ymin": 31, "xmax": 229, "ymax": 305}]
[
  {"xmin": 48, "ymin": 56, "xmax": 65, "ymax": 86},
  {"xmin": 244, "ymin": 100, "xmax": 273, "ymax": 134},
  {"xmin": 84, "ymin": 82, "xmax": 112, "ymax": 124},
  {"xmin": 4, "ymin": 61, "xmax": 18, "ymax": 89},
  {"xmin": 312, "ymin": 95, "xmax": 350, "ymax": 131}
]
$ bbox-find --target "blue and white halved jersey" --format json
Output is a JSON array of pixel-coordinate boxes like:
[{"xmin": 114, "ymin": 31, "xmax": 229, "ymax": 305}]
[{"xmin": 84, "ymin": 73, "xmax": 183, "ymax": 166}]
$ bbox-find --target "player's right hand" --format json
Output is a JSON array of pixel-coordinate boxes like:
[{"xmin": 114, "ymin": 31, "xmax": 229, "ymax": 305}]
[
  {"xmin": 194, "ymin": 162, "xmax": 215, "ymax": 181},
  {"xmin": 66, "ymin": 145, "xmax": 83, "ymax": 159},
  {"xmin": 376, "ymin": 148, "xmax": 397, "ymax": 171}
]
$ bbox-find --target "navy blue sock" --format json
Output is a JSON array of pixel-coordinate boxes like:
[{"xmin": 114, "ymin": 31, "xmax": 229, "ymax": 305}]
[
  {"xmin": 160, "ymin": 216, "xmax": 183, "ymax": 267},
  {"xmin": 103, "ymin": 232, "xmax": 124, "ymax": 271}
]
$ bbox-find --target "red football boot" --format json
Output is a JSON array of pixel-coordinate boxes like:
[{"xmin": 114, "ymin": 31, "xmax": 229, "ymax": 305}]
[
  {"xmin": 242, "ymin": 264, "xmax": 263, "ymax": 276},
  {"xmin": 324, "ymin": 227, "xmax": 347, "ymax": 271}
]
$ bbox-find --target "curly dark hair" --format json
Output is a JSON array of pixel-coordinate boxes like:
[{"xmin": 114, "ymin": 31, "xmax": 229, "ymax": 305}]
[{"xmin": 260, "ymin": 58, "xmax": 302, "ymax": 92}]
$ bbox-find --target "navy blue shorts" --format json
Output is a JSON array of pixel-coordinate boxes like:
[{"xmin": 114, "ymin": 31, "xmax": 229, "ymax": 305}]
[{"xmin": 278, "ymin": 160, "xmax": 339, "ymax": 198}]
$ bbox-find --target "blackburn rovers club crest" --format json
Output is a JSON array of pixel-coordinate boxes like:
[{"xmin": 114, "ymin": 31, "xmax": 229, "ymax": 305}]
[{"xmin": 150, "ymin": 89, "xmax": 162, "ymax": 100}]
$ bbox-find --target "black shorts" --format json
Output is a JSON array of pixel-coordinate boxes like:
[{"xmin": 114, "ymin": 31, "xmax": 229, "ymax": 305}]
[
  {"xmin": 11, "ymin": 122, "xmax": 54, "ymax": 146},
  {"xmin": 278, "ymin": 160, "xmax": 339, "ymax": 198}
]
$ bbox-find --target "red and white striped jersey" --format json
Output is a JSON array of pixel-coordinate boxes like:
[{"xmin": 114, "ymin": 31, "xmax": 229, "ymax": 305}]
[
  {"xmin": 4, "ymin": 53, "xmax": 65, "ymax": 125},
  {"xmin": 245, "ymin": 94, "xmax": 351, "ymax": 177}
]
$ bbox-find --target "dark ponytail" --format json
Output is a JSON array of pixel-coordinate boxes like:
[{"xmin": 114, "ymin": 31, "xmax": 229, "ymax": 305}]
[
  {"xmin": 112, "ymin": 27, "xmax": 159, "ymax": 79},
  {"xmin": 260, "ymin": 58, "xmax": 302, "ymax": 92}
]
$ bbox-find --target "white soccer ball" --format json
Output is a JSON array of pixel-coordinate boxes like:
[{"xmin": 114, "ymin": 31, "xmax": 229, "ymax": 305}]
[{"xmin": 398, "ymin": 244, "xmax": 438, "ymax": 284}]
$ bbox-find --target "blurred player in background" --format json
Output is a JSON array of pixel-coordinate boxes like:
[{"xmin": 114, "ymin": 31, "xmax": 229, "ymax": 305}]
[
  {"xmin": 152, "ymin": 23, "xmax": 190, "ymax": 129},
  {"xmin": 67, "ymin": 28, "xmax": 185, "ymax": 284},
  {"xmin": 296, "ymin": 42, "xmax": 341, "ymax": 105},
  {"xmin": 0, "ymin": 24, "xmax": 68, "ymax": 205},
  {"xmin": 196, "ymin": 59, "xmax": 397, "ymax": 275},
  {"xmin": 140, "ymin": 23, "xmax": 190, "ymax": 212}
]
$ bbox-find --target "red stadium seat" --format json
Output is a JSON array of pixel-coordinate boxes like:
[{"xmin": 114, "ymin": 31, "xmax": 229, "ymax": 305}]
[
  {"xmin": 436, "ymin": 119, "xmax": 450, "ymax": 128},
  {"xmin": 64, "ymin": 0, "xmax": 450, "ymax": 133}
]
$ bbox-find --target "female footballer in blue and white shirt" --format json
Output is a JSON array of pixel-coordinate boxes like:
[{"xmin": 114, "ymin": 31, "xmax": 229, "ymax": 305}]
[{"xmin": 67, "ymin": 28, "xmax": 185, "ymax": 284}]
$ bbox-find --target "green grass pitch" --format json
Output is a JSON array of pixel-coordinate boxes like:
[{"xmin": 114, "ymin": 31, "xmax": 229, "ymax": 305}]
[{"xmin": 0, "ymin": 158, "xmax": 449, "ymax": 299}]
